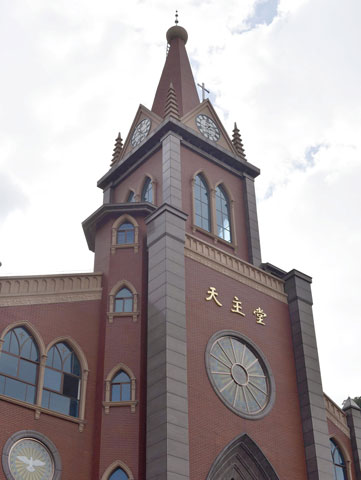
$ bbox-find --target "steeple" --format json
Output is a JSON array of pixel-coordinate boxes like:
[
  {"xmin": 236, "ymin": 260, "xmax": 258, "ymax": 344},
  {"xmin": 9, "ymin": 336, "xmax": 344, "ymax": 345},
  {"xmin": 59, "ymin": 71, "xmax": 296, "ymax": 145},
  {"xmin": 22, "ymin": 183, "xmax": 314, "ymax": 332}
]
[{"xmin": 152, "ymin": 21, "xmax": 200, "ymax": 118}]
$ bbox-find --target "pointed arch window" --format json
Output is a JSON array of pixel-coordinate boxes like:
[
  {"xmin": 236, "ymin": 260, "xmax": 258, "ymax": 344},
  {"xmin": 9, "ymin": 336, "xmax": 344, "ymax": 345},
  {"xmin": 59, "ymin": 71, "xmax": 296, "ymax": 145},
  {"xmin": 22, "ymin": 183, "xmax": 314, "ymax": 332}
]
[
  {"xmin": 142, "ymin": 177, "xmax": 153, "ymax": 203},
  {"xmin": 109, "ymin": 468, "xmax": 129, "ymax": 480},
  {"xmin": 127, "ymin": 191, "xmax": 135, "ymax": 202},
  {"xmin": 42, "ymin": 342, "xmax": 81, "ymax": 417},
  {"xmin": 215, "ymin": 185, "xmax": 231, "ymax": 242},
  {"xmin": 111, "ymin": 370, "xmax": 131, "ymax": 402},
  {"xmin": 0, "ymin": 327, "xmax": 39, "ymax": 404},
  {"xmin": 194, "ymin": 174, "xmax": 210, "ymax": 231},
  {"xmin": 114, "ymin": 287, "xmax": 133, "ymax": 313},
  {"xmin": 330, "ymin": 438, "xmax": 348, "ymax": 479},
  {"xmin": 117, "ymin": 223, "xmax": 135, "ymax": 245}
]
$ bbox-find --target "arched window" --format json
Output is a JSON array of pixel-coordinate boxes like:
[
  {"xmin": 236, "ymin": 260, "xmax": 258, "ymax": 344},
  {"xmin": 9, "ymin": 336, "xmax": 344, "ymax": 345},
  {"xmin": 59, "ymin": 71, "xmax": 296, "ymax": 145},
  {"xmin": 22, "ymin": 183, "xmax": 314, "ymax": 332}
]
[
  {"xmin": 114, "ymin": 288, "xmax": 133, "ymax": 313},
  {"xmin": 330, "ymin": 438, "xmax": 348, "ymax": 479},
  {"xmin": 42, "ymin": 342, "xmax": 81, "ymax": 417},
  {"xmin": 141, "ymin": 177, "xmax": 153, "ymax": 203},
  {"xmin": 109, "ymin": 468, "xmax": 129, "ymax": 480},
  {"xmin": 215, "ymin": 185, "xmax": 231, "ymax": 242},
  {"xmin": 127, "ymin": 191, "xmax": 135, "ymax": 202},
  {"xmin": 117, "ymin": 223, "xmax": 135, "ymax": 244},
  {"xmin": 0, "ymin": 327, "xmax": 39, "ymax": 404},
  {"xmin": 111, "ymin": 371, "xmax": 131, "ymax": 401},
  {"xmin": 194, "ymin": 174, "xmax": 210, "ymax": 231}
]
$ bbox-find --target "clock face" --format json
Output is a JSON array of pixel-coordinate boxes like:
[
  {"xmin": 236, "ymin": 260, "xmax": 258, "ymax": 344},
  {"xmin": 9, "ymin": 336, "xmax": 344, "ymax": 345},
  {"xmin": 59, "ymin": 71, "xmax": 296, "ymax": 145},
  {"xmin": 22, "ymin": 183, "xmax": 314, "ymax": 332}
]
[
  {"xmin": 8, "ymin": 438, "xmax": 54, "ymax": 480},
  {"xmin": 131, "ymin": 118, "xmax": 151, "ymax": 147},
  {"xmin": 196, "ymin": 114, "xmax": 220, "ymax": 142}
]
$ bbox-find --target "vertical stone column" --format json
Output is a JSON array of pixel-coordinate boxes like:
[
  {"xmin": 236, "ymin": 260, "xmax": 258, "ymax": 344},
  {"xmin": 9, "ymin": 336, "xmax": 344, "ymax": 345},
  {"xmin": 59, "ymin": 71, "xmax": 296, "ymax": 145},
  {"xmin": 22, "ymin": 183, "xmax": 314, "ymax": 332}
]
[
  {"xmin": 242, "ymin": 174, "xmax": 262, "ymax": 267},
  {"xmin": 343, "ymin": 398, "xmax": 361, "ymax": 477},
  {"xmin": 162, "ymin": 133, "xmax": 182, "ymax": 208},
  {"xmin": 284, "ymin": 270, "xmax": 334, "ymax": 480},
  {"xmin": 145, "ymin": 132, "xmax": 189, "ymax": 479}
]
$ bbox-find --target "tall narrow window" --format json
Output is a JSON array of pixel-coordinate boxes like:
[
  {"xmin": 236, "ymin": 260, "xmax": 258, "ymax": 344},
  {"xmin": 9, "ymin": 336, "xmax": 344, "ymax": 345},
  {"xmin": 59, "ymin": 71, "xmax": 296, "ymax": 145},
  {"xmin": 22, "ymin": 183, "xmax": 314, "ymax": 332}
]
[
  {"xmin": 127, "ymin": 191, "xmax": 135, "ymax": 202},
  {"xmin": 215, "ymin": 185, "xmax": 231, "ymax": 242},
  {"xmin": 0, "ymin": 327, "xmax": 39, "ymax": 404},
  {"xmin": 141, "ymin": 177, "xmax": 153, "ymax": 203},
  {"xmin": 111, "ymin": 371, "xmax": 131, "ymax": 401},
  {"xmin": 194, "ymin": 174, "xmax": 210, "ymax": 231},
  {"xmin": 42, "ymin": 342, "xmax": 81, "ymax": 417},
  {"xmin": 114, "ymin": 288, "xmax": 133, "ymax": 313},
  {"xmin": 330, "ymin": 439, "xmax": 348, "ymax": 479},
  {"xmin": 109, "ymin": 468, "xmax": 129, "ymax": 480},
  {"xmin": 117, "ymin": 223, "xmax": 135, "ymax": 244}
]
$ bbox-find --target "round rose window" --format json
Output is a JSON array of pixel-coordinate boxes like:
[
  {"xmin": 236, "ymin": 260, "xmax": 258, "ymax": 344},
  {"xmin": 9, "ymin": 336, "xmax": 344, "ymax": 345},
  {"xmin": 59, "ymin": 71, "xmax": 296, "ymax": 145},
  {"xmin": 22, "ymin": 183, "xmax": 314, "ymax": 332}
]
[{"xmin": 206, "ymin": 332, "xmax": 275, "ymax": 419}]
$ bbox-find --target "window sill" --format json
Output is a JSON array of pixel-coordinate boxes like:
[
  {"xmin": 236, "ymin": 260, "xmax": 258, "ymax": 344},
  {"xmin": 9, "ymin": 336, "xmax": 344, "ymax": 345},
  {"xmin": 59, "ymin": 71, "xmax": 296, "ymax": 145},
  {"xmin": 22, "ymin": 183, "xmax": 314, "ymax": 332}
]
[
  {"xmin": 191, "ymin": 225, "xmax": 236, "ymax": 250},
  {"xmin": 0, "ymin": 394, "xmax": 86, "ymax": 432},
  {"xmin": 111, "ymin": 243, "xmax": 139, "ymax": 254},
  {"xmin": 103, "ymin": 400, "xmax": 137, "ymax": 414},
  {"xmin": 107, "ymin": 311, "xmax": 139, "ymax": 323}
]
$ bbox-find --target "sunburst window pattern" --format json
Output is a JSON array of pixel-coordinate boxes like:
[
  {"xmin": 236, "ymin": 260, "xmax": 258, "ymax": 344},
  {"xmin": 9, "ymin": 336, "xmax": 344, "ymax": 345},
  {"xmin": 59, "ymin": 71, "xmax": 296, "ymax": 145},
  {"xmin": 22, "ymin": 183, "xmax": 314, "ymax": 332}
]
[{"xmin": 209, "ymin": 335, "xmax": 270, "ymax": 416}]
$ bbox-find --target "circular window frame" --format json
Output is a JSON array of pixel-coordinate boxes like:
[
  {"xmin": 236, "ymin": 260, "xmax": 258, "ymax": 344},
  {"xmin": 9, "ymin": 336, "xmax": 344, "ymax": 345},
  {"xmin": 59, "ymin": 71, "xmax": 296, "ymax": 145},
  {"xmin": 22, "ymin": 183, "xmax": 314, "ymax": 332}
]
[
  {"xmin": 205, "ymin": 330, "xmax": 276, "ymax": 420},
  {"xmin": 2, "ymin": 431, "xmax": 62, "ymax": 480}
]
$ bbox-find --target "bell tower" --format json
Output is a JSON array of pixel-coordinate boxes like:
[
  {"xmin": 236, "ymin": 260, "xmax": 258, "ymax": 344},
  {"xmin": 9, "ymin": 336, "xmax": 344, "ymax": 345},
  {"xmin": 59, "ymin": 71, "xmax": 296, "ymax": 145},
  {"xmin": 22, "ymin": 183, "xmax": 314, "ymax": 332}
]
[{"xmin": 83, "ymin": 19, "xmax": 334, "ymax": 480}]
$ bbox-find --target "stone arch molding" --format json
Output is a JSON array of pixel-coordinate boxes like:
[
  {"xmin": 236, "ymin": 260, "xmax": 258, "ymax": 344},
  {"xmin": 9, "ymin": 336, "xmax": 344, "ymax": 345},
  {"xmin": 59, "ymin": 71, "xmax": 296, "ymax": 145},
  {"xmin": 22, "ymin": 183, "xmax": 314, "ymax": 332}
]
[
  {"xmin": 101, "ymin": 459, "xmax": 134, "ymax": 480},
  {"xmin": 108, "ymin": 279, "xmax": 139, "ymax": 323},
  {"xmin": 206, "ymin": 433, "xmax": 279, "ymax": 480},
  {"xmin": 111, "ymin": 214, "xmax": 139, "ymax": 254},
  {"xmin": 103, "ymin": 362, "xmax": 137, "ymax": 414}
]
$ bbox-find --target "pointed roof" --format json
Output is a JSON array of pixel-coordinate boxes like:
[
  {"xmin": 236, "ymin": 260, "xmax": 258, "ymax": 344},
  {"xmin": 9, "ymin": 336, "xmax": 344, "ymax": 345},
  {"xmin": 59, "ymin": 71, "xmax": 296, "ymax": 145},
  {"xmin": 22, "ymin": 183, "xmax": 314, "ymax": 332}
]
[{"xmin": 152, "ymin": 25, "xmax": 200, "ymax": 118}]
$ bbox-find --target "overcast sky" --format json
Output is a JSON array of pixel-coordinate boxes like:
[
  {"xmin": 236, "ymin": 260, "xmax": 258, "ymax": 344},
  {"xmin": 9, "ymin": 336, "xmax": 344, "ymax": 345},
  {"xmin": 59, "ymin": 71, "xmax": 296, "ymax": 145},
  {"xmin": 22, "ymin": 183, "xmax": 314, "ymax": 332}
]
[{"xmin": 1, "ymin": 0, "xmax": 360, "ymax": 407}]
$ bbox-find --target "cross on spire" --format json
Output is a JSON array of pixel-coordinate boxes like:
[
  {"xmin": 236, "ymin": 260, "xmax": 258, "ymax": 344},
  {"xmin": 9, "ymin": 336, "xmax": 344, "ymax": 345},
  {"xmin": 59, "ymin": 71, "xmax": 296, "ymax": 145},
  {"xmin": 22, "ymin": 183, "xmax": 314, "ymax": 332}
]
[{"xmin": 197, "ymin": 82, "xmax": 210, "ymax": 101}]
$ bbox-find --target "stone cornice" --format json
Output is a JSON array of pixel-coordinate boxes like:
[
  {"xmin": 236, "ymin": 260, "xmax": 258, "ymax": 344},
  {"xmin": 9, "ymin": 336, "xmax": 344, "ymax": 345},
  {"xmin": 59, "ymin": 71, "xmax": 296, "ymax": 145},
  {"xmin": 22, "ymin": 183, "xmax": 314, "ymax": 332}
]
[
  {"xmin": 82, "ymin": 202, "xmax": 156, "ymax": 251},
  {"xmin": 97, "ymin": 117, "xmax": 260, "ymax": 191},
  {"xmin": 184, "ymin": 234, "xmax": 287, "ymax": 302},
  {"xmin": 0, "ymin": 273, "xmax": 102, "ymax": 307},
  {"xmin": 324, "ymin": 393, "xmax": 350, "ymax": 438}
]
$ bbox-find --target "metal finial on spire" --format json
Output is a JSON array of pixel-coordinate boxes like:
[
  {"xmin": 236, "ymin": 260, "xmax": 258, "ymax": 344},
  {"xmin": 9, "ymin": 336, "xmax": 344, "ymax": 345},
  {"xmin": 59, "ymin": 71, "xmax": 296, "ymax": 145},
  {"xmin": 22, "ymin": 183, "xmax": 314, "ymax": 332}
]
[{"xmin": 175, "ymin": 10, "xmax": 179, "ymax": 24}]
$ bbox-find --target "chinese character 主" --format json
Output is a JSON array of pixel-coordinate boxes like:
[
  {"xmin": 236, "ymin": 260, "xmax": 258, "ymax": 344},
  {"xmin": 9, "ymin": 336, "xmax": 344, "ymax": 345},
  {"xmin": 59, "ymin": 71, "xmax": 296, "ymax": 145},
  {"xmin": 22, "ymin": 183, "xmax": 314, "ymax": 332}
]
[{"xmin": 230, "ymin": 296, "xmax": 245, "ymax": 316}]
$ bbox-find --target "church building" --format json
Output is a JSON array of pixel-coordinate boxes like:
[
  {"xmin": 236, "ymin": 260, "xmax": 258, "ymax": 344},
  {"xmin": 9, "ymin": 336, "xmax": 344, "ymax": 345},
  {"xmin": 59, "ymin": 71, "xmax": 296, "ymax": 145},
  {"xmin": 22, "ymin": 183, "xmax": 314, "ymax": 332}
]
[{"xmin": 1, "ymin": 21, "xmax": 361, "ymax": 480}]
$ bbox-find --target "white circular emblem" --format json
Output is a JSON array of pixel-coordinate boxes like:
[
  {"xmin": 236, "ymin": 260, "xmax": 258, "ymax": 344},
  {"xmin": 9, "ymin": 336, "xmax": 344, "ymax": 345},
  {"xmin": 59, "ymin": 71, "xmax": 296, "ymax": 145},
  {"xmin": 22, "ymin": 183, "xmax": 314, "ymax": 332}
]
[{"xmin": 8, "ymin": 438, "xmax": 54, "ymax": 480}]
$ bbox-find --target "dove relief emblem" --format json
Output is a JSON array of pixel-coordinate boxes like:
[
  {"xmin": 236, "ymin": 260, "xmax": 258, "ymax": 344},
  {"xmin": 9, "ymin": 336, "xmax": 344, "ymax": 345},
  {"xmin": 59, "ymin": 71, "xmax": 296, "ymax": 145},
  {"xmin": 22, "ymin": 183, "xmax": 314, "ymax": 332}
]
[{"xmin": 17, "ymin": 456, "xmax": 45, "ymax": 472}]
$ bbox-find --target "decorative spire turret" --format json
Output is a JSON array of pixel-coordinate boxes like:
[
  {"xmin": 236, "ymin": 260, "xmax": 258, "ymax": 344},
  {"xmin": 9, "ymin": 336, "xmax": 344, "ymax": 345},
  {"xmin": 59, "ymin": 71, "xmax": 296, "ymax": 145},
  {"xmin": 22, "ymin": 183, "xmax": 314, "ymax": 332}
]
[
  {"xmin": 232, "ymin": 122, "xmax": 246, "ymax": 160},
  {"xmin": 164, "ymin": 82, "xmax": 180, "ymax": 119},
  {"xmin": 110, "ymin": 132, "xmax": 123, "ymax": 166}
]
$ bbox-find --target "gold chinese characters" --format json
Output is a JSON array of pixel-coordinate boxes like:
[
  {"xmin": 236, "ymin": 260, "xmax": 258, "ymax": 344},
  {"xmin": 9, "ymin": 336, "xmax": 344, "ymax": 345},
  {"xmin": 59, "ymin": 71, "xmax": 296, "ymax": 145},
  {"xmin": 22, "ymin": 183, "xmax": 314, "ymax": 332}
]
[{"xmin": 205, "ymin": 287, "xmax": 268, "ymax": 326}]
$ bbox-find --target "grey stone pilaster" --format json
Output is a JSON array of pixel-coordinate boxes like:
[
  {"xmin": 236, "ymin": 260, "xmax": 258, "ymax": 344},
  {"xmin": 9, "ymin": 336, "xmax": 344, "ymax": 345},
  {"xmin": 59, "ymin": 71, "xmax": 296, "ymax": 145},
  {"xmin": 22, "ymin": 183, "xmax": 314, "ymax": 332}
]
[
  {"xmin": 242, "ymin": 174, "xmax": 262, "ymax": 267},
  {"xmin": 146, "ymin": 203, "xmax": 189, "ymax": 480},
  {"xmin": 162, "ymin": 133, "xmax": 182, "ymax": 208},
  {"xmin": 343, "ymin": 399, "xmax": 361, "ymax": 477},
  {"xmin": 284, "ymin": 270, "xmax": 333, "ymax": 480}
]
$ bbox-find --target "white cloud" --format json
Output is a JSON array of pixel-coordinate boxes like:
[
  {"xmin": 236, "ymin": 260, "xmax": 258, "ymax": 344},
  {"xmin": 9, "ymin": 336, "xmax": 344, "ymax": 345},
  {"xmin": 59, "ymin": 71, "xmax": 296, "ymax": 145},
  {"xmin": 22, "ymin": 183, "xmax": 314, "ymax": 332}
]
[{"xmin": 0, "ymin": 0, "xmax": 360, "ymax": 406}]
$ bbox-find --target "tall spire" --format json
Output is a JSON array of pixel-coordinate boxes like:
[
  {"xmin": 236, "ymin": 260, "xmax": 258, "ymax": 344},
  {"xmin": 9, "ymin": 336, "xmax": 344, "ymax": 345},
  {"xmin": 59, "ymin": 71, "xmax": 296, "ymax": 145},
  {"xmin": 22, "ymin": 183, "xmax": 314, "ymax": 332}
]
[{"xmin": 152, "ymin": 21, "xmax": 200, "ymax": 118}]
